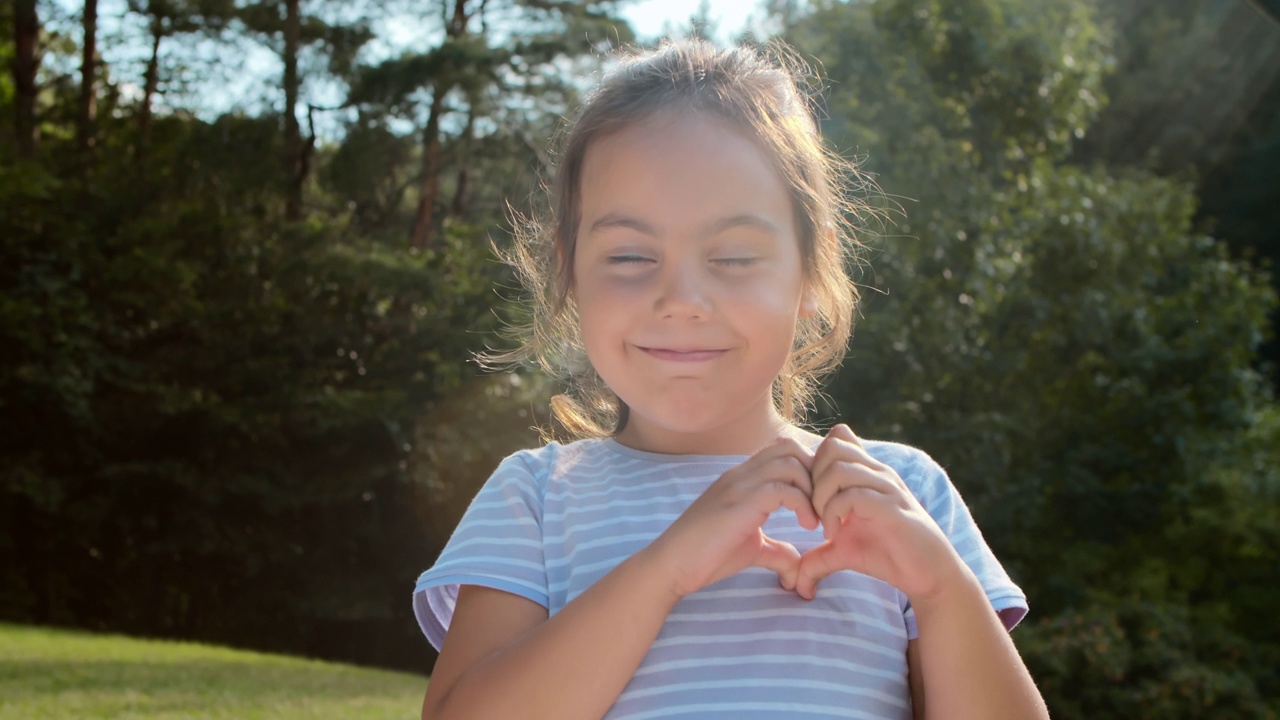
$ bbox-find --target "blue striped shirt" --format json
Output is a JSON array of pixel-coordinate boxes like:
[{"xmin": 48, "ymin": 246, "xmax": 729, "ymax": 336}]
[{"xmin": 414, "ymin": 437, "xmax": 1028, "ymax": 719}]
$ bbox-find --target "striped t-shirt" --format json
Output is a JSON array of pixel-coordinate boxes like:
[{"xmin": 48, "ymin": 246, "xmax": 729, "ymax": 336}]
[{"xmin": 414, "ymin": 437, "xmax": 1028, "ymax": 719}]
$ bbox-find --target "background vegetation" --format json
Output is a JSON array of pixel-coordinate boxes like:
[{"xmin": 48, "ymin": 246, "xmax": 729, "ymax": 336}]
[{"xmin": 1, "ymin": 0, "xmax": 1277, "ymax": 716}]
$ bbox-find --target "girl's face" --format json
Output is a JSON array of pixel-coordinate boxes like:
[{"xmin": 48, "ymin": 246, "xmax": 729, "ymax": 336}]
[{"xmin": 572, "ymin": 110, "xmax": 814, "ymax": 455}]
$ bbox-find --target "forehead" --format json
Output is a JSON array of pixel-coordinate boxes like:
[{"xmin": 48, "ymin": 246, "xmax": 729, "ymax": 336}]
[{"xmin": 576, "ymin": 110, "xmax": 796, "ymax": 240}]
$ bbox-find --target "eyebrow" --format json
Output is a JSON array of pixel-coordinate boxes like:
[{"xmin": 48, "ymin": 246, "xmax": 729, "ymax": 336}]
[
  {"xmin": 706, "ymin": 213, "xmax": 783, "ymax": 238},
  {"xmin": 588, "ymin": 212, "xmax": 659, "ymax": 237},
  {"xmin": 586, "ymin": 211, "xmax": 782, "ymax": 239}
]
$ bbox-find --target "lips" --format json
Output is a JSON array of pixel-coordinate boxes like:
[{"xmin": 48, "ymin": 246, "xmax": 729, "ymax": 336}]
[{"xmin": 639, "ymin": 347, "xmax": 728, "ymax": 362}]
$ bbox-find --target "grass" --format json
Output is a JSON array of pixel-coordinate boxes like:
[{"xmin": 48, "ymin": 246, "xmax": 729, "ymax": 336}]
[{"xmin": 0, "ymin": 623, "xmax": 427, "ymax": 719}]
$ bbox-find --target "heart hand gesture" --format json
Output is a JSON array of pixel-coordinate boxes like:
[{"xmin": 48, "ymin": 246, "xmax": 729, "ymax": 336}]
[{"xmin": 650, "ymin": 425, "xmax": 965, "ymax": 605}]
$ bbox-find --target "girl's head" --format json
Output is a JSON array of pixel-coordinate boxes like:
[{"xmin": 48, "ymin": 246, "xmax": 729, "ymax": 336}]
[{"xmin": 499, "ymin": 38, "xmax": 869, "ymax": 442}]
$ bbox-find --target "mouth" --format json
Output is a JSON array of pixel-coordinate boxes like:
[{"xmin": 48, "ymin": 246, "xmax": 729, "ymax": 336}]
[{"xmin": 639, "ymin": 347, "xmax": 728, "ymax": 362}]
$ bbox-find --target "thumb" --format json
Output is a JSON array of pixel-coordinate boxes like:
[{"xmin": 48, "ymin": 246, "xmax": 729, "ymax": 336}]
[
  {"xmin": 754, "ymin": 532, "xmax": 802, "ymax": 592},
  {"xmin": 795, "ymin": 540, "xmax": 843, "ymax": 600}
]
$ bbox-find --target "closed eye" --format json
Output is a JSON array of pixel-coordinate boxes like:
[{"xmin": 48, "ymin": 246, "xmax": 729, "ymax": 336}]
[
  {"xmin": 606, "ymin": 255, "xmax": 654, "ymax": 265},
  {"xmin": 713, "ymin": 257, "xmax": 758, "ymax": 267}
]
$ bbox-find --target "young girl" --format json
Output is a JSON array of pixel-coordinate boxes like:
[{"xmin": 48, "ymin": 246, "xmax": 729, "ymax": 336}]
[{"xmin": 413, "ymin": 39, "xmax": 1048, "ymax": 720}]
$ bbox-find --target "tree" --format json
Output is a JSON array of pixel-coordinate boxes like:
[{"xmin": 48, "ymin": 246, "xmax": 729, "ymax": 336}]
[
  {"xmin": 783, "ymin": 0, "xmax": 1279, "ymax": 714},
  {"xmin": 126, "ymin": 0, "xmax": 235, "ymax": 153},
  {"xmin": 10, "ymin": 0, "xmax": 40, "ymax": 157},
  {"xmin": 0, "ymin": 0, "xmax": 515, "ymax": 670},
  {"xmin": 1072, "ymin": 0, "xmax": 1280, "ymax": 380},
  {"xmin": 236, "ymin": 0, "xmax": 373, "ymax": 221},
  {"xmin": 348, "ymin": 0, "xmax": 631, "ymax": 248},
  {"xmin": 76, "ymin": 0, "xmax": 96, "ymax": 164}
]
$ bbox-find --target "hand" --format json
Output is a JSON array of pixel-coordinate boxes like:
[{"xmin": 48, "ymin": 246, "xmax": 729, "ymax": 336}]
[
  {"xmin": 650, "ymin": 437, "xmax": 822, "ymax": 600},
  {"xmin": 794, "ymin": 424, "xmax": 964, "ymax": 603}
]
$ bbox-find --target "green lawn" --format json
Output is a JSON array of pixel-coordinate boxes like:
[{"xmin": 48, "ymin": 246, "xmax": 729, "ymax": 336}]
[{"xmin": 0, "ymin": 623, "xmax": 427, "ymax": 719}]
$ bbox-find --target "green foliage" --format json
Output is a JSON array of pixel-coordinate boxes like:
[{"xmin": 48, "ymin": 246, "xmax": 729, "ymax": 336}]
[
  {"xmin": 348, "ymin": 34, "xmax": 503, "ymax": 113},
  {"xmin": 1019, "ymin": 598, "xmax": 1274, "ymax": 719},
  {"xmin": 1076, "ymin": 0, "xmax": 1280, "ymax": 174},
  {"xmin": 0, "ymin": 69, "xmax": 502, "ymax": 668},
  {"xmin": 1076, "ymin": 0, "xmax": 1280, "ymax": 385},
  {"xmin": 235, "ymin": 0, "xmax": 374, "ymax": 67}
]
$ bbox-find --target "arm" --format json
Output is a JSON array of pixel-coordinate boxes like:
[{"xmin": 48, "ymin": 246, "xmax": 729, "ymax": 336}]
[
  {"xmin": 422, "ymin": 547, "xmax": 680, "ymax": 720},
  {"xmin": 906, "ymin": 569, "xmax": 1048, "ymax": 720},
  {"xmin": 422, "ymin": 438, "xmax": 819, "ymax": 720}
]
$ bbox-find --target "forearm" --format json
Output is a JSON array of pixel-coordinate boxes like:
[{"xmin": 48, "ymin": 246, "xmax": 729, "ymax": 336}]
[
  {"xmin": 430, "ymin": 546, "xmax": 680, "ymax": 720},
  {"xmin": 912, "ymin": 568, "xmax": 1048, "ymax": 720}
]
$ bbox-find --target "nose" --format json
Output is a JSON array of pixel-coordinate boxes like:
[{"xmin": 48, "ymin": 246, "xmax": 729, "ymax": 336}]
[{"xmin": 655, "ymin": 261, "xmax": 711, "ymax": 320}]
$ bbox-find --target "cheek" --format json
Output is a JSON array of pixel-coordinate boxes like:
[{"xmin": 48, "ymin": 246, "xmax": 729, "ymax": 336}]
[
  {"xmin": 575, "ymin": 281, "xmax": 631, "ymax": 343},
  {"xmin": 728, "ymin": 276, "xmax": 804, "ymax": 317},
  {"xmin": 577, "ymin": 273, "xmax": 649, "ymax": 312}
]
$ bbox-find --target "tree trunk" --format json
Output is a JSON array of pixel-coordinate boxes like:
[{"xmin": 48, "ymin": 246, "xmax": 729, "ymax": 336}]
[
  {"xmin": 13, "ymin": 0, "xmax": 40, "ymax": 157},
  {"xmin": 449, "ymin": 105, "xmax": 476, "ymax": 218},
  {"xmin": 138, "ymin": 13, "xmax": 163, "ymax": 150},
  {"xmin": 283, "ymin": 0, "xmax": 303, "ymax": 221},
  {"xmin": 410, "ymin": 0, "xmax": 471, "ymax": 247},
  {"xmin": 78, "ymin": 0, "xmax": 99, "ymax": 164},
  {"xmin": 411, "ymin": 88, "xmax": 447, "ymax": 249}
]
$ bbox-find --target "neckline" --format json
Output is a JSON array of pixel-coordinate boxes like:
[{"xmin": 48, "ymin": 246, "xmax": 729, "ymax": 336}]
[
  {"xmin": 600, "ymin": 437, "xmax": 750, "ymax": 464},
  {"xmin": 599, "ymin": 431, "xmax": 825, "ymax": 464}
]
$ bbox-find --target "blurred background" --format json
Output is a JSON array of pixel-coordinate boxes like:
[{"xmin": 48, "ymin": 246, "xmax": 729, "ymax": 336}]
[{"xmin": 1, "ymin": 0, "xmax": 1278, "ymax": 716}]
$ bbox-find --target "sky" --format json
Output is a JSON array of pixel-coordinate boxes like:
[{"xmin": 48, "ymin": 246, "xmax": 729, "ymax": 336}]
[{"xmin": 622, "ymin": 0, "xmax": 765, "ymax": 43}]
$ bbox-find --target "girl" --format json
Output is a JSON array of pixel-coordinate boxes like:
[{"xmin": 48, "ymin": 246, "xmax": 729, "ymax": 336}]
[{"xmin": 413, "ymin": 39, "xmax": 1048, "ymax": 720}]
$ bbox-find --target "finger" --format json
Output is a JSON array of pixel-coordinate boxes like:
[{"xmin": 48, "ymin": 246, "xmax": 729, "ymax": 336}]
[
  {"xmin": 820, "ymin": 488, "xmax": 853, "ymax": 541},
  {"xmin": 732, "ymin": 446, "xmax": 814, "ymax": 499},
  {"xmin": 757, "ymin": 481, "xmax": 821, "ymax": 530},
  {"xmin": 794, "ymin": 540, "xmax": 842, "ymax": 600},
  {"xmin": 815, "ymin": 425, "xmax": 861, "ymax": 466},
  {"xmin": 812, "ymin": 425, "xmax": 878, "ymax": 481},
  {"xmin": 761, "ymin": 454, "xmax": 814, "ymax": 498},
  {"xmin": 754, "ymin": 533, "xmax": 802, "ymax": 591},
  {"xmin": 811, "ymin": 461, "xmax": 895, "ymax": 522},
  {"xmin": 811, "ymin": 430, "xmax": 855, "ymax": 487},
  {"xmin": 828, "ymin": 423, "xmax": 861, "ymax": 445},
  {"xmin": 753, "ymin": 435, "xmax": 815, "ymax": 472},
  {"xmin": 822, "ymin": 485, "xmax": 890, "ymax": 538}
]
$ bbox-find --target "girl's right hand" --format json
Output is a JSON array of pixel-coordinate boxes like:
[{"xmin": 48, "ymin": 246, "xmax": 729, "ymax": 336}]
[{"xmin": 647, "ymin": 437, "xmax": 821, "ymax": 600}]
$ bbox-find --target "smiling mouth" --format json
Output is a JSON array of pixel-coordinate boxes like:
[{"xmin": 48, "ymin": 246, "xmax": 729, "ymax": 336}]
[{"xmin": 639, "ymin": 347, "xmax": 728, "ymax": 362}]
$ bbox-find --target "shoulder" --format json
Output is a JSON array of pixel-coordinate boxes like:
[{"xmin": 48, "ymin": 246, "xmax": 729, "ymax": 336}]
[
  {"xmin": 861, "ymin": 438, "xmax": 941, "ymax": 474},
  {"xmin": 861, "ymin": 438, "xmax": 952, "ymax": 504},
  {"xmin": 489, "ymin": 436, "xmax": 616, "ymax": 490}
]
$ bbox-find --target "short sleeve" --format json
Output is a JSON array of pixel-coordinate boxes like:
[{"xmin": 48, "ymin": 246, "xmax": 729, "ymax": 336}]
[
  {"xmin": 882, "ymin": 445, "xmax": 1028, "ymax": 640},
  {"xmin": 412, "ymin": 450, "xmax": 550, "ymax": 651}
]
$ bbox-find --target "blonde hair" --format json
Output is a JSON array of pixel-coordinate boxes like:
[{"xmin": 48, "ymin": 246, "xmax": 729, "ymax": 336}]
[{"xmin": 487, "ymin": 38, "xmax": 873, "ymax": 439}]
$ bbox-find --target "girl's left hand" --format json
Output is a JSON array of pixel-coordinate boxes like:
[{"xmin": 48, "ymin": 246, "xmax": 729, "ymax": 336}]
[{"xmin": 794, "ymin": 424, "xmax": 966, "ymax": 603}]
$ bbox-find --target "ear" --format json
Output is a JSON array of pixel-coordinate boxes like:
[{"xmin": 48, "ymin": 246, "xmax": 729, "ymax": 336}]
[{"xmin": 798, "ymin": 288, "xmax": 819, "ymax": 319}]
